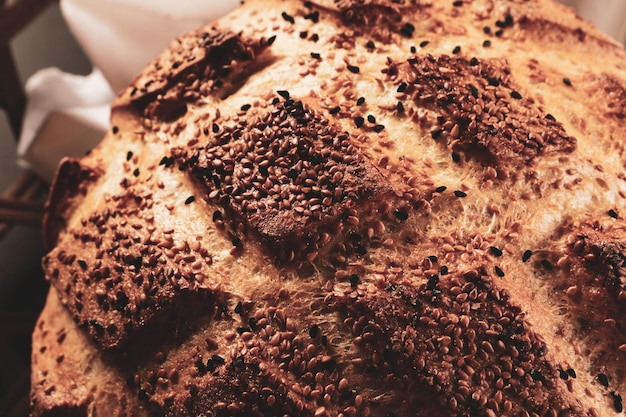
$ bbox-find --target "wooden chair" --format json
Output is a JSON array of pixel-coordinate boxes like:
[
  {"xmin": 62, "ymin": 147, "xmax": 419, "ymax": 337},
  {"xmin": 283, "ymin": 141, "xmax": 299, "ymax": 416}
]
[{"xmin": 0, "ymin": 0, "xmax": 56, "ymax": 239}]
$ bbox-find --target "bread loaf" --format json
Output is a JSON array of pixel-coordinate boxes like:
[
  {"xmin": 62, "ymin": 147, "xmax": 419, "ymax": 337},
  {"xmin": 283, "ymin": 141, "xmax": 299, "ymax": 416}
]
[{"xmin": 31, "ymin": 0, "xmax": 626, "ymax": 415}]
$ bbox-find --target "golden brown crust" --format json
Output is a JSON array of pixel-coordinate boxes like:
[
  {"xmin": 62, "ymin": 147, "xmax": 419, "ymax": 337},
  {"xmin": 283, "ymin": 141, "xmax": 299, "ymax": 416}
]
[{"xmin": 32, "ymin": 0, "xmax": 626, "ymax": 416}]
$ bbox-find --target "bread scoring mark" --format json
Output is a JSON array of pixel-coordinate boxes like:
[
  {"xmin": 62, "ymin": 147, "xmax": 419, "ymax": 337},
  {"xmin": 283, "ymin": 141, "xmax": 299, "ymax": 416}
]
[
  {"xmin": 118, "ymin": 29, "xmax": 275, "ymax": 122},
  {"xmin": 545, "ymin": 219, "xmax": 626, "ymax": 391},
  {"xmin": 42, "ymin": 184, "xmax": 219, "ymax": 350},
  {"xmin": 330, "ymin": 265, "xmax": 580, "ymax": 416},
  {"xmin": 384, "ymin": 54, "xmax": 577, "ymax": 171},
  {"xmin": 173, "ymin": 95, "xmax": 388, "ymax": 263}
]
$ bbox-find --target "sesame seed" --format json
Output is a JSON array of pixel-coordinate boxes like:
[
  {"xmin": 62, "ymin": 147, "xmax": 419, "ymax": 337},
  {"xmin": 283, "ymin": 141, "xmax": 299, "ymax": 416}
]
[
  {"xmin": 435, "ymin": 185, "xmax": 447, "ymax": 193},
  {"xmin": 126, "ymin": 151, "xmax": 133, "ymax": 161},
  {"xmin": 452, "ymin": 45, "xmax": 461, "ymax": 54},
  {"xmin": 511, "ymin": 90, "xmax": 522, "ymax": 99},
  {"xmin": 356, "ymin": 97, "xmax": 365, "ymax": 105},
  {"xmin": 494, "ymin": 265, "xmax": 505, "ymax": 277},
  {"xmin": 281, "ymin": 11, "xmax": 295, "ymax": 24},
  {"xmin": 483, "ymin": 40, "xmax": 491, "ymax": 47},
  {"xmin": 184, "ymin": 196, "xmax": 195, "ymax": 205},
  {"xmin": 420, "ymin": 40, "xmax": 430, "ymax": 47},
  {"xmin": 522, "ymin": 250, "xmax": 533, "ymax": 262},
  {"xmin": 454, "ymin": 190, "xmax": 467, "ymax": 197},
  {"xmin": 310, "ymin": 52, "xmax": 321, "ymax": 60},
  {"xmin": 609, "ymin": 209, "xmax": 618, "ymax": 219},
  {"xmin": 347, "ymin": 64, "xmax": 360, "ymax": 74}
]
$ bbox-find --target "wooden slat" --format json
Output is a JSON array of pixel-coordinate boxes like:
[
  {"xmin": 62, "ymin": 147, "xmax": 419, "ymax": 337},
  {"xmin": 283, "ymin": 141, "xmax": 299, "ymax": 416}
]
[{"xmin": 0, "ymin": 0, "xmax": 57, "ymax": 45}]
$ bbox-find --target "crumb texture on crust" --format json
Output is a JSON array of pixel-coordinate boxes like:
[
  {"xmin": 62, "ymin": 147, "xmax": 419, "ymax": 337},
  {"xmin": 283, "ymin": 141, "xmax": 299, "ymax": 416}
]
[{"xmin": 33, "ymin": 0, "xmax": 626, "ymax": 416}]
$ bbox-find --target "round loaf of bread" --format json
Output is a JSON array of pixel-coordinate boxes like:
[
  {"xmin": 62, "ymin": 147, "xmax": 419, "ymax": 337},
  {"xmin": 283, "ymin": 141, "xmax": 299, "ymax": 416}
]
[{"xmin": 31, "ymin": 1, "xmax": 626, "ymax": 416}]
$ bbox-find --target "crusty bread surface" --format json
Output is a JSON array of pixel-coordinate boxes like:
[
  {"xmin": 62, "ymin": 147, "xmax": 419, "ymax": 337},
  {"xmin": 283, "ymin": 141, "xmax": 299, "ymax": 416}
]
[{"xmin": 31, "ymin": 0, "xmax": 626, "ymax": 416}]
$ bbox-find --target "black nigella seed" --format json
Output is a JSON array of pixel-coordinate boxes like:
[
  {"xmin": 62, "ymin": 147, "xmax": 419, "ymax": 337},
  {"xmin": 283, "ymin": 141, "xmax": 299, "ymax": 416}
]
[
  {"xmin": 78, "ymin": 260, "xmax": 87, "ymax": 270},
  {"xmin": 304, "ymin": 10, "xmax": 319, "ymax": 22},
  {"xmin": 483, "ymin": 26, "xmax": 491, "ymax": 34},
  {"xmin": 608, "ymin": 209, "xmax": 618, "ymax": 218},
  {"xmin": 354, "ymin": 116, "xmax": 365, "ymax": 128},
  {"xmin": 470, "ymin": 86, "xmax": 479, "ymax": 98},
  {"xmin": 567, "ymin": 368, "xmax": 577, "ymax": 378},
  {"xmin": 488, "ymin": 77, "xmax": 500, "ymax": 87},
  {"xmin": 452, "ymin": 45, "xmax": 461, "ymax": 54},
  {"xmin": 367, "ymin": 114, "xmax": 376, "ymax": 123},
  {"xmin": 483, "ymin": 40, "xmax": 491, "ymax": 47},
  {"xmin": 494, "ymin": 266, "xmax": 505, "ymax": 277},
  {"xmin": 347, "ymin": 64, "xmax": 360, "ymax": 74},
  {"xmin": 185, "ymin": 196, "xmax": 195, "ymax": 205},
  {"xmin": 267, "ymin": 35, "xmax": 277, "ymax": 45},
  {"xmin": 240, "ymin": 103, "xmax": 251, "ymax": 111},
  {"xmin": 234, "ymin": 301, "xmax": 243, "ymax": 315},
  {"xmin": 203, "ymin": 127, "xmax": 209, "ymax": 135},
  {"xmin": 559, "ymin": 369, "xmax": 569, "ymax": 380},
  {"xmin": 563, "ymin": 77, "xmax": 572, "ymax": 86},
  {"xmin": 410, "ymin": 46, "xmax": 416, "ymax": 53},
  {"xmin": 469, "ymin": 57, "xmax": 479, "ymax": 66},
  {"xmin": 541, "ymin": 259, "xmax": 553, "ymax": 270},
  {"xmin": 598, "ymin": 373, "xmax": 609, "ymax": 387},
  {"xmin": 311, "ymin": 52, "xmax": 321, "ymax": 59},
  {"xmin": 420, "ymin": 40, "xmax": 430, "ymax": 47},
  {"xmin": 546, "ymin": 113, "xmax": 556, "ymax": 121},
  {"xmin": 321, "ymin": 335, "xmax": 328, "ymax": 345},
  {"xmin": 435, "ymin": 185, "xmax": 447, "ymax": 193},
  {"xmin": 133, "ymin": 168, "xmax": 140, "ymax": 177},
  {"xmin": 309, "ymin": 324, "xmax": 319, "ymax": 338},
  {"xmin": 373, "ymin": 124, "xmax": 385, "ymax": 133},
  {"xmin": 393, "ymin": 209, "xmax": 409, "ymax": 221},
  {"xmin": 431, "ymin": 129, "xmax": 443, "ymax": 139},
  {"xmin": 232, "ymin": 236, "xmax": 241, "ymax": 247},
  {"xmin": 212, "ymin": 123, "xmax": 219, "ymax": 133},
  {"xmin": 452, "ymin": 152, "xmax": 461, "ymax": 162},
  {"xmin": 126, "ymin": 151, "xmax": 133, "ymax": 161},
  {"xmin": 272, "ymin": 97, "xmax": 280, "ymax": 105},
  {"xmin": 212, "ymin": 211, "xmax": 222, "ymax": 221},
  {"xmin": 397, "ymin": 82, "xmax": 408, "ymax": 93},
  {"xmin": 489, "ymin": 246, "xmax": 503, "ymax": 257},
  {"xmin": 281, "ymin": 11, "xmax": 295, "ymax": 24},
  {"xmin": 428, "ymin": 255, "xmax": 438, "ymax": 263},
  {"xmin": 310, "ymin": 33, "xmax": 319, "ymax": 42},
  {"xmin": 236, "ymin": 327, "xmax": 250, "ymax": 335},
  {"xmin": 427, "ymin": 274, "xmax": 439, "ymax": 290},
  {"xmin": 522, "ymin": 250, "xmax": 533, "ymax": 262},
  {"xmin": 248, "ymin": 317, "xmax": 258, "ymax": 330},
  {"xmin": 400, "ymin": 22, "xmax": 415, "ymax": 38},
  {"xmin": 454, "ymin": 190, "xmax": 466, "ymax": 197},
  {"xmin": 112, "ymin": 126, "xmax": 119, "ymax": 134},
  {"xmin": 495, "ymin": 29, "xmax": 503, "ymax": 37},
  {"xmin": 440, "ymin": 265, "xmax": 449, "ymax": 275},
  {"xmin": 511, "ymin": 90, "xmax": 522, "ymax": 99},
  {"xmin": 277, "ymin": 90, "xmax": 290, "ymax": 99},
  {"xmin": 453, "ymin": 0, "xmax": 463, "ymax": 6},
  {"xmin": 396, "ymin": 102, "xmax": 405, "ymax": 112},
  {"xmin": 612, "ymin": 392, "xmax": 623, "ymax": 413},
  {"xmin": 366, "ymin": 40, "xmax": 375, "ymax": 49},
  {"xmin": 300, "ymin": 31, "xmax": 308, "ymax": 39},
  {"xmin": 356, "ymin": 97, "xmax": 365, "ymax": 105},
  {"xmin": 329, "ymin": 105, "xmax": 341, "ymax": 115},
  {"xmin": 350, "ymin": 274, "xmax": 360, "ymax": 288}
]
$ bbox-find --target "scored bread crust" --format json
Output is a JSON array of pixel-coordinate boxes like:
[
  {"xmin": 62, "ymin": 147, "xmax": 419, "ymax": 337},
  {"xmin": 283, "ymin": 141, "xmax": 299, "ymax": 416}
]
[{"xmin": 31, "ymin": 0, "xmax": 626, "ymax": 416}]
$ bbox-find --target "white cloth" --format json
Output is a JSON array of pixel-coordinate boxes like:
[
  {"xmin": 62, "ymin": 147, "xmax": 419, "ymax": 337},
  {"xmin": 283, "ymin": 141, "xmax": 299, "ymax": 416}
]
[{"xmin": 15, "ymin": 0, "xmax": 626, "ymax": 182}]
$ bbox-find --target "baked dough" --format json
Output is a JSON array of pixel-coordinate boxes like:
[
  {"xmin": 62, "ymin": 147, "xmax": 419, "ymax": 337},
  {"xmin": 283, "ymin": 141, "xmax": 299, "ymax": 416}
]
[{"xmin": 31, "ymin": 0, "xmax": 626, "ymax": 416}]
